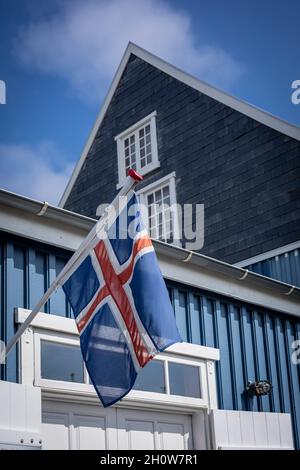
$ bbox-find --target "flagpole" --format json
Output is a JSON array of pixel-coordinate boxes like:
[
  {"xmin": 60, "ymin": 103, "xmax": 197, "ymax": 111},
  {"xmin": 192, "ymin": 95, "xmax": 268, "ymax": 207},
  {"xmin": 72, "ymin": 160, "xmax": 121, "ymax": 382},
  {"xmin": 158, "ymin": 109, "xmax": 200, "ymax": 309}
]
[{"xmin": 0, "ymin": 169, "xmax": 143, "ymax": 365}]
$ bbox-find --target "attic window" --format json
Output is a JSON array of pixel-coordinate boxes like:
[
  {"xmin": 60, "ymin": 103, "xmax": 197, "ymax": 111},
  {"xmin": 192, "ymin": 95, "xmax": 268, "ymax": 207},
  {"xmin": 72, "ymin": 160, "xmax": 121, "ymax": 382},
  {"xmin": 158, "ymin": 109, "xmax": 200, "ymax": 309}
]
[{"xmin": 115, "ymin": 111, "xmax": 160, "ymax": 188}]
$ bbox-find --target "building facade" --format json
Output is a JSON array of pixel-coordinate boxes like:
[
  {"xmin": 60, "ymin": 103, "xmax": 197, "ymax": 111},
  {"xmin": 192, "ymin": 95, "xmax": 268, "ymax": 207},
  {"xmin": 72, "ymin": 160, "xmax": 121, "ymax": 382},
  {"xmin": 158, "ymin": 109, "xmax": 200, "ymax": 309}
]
[
  {"xmin": 0, "ymin": 188, "xmax": 299, "ymax": 449},
  {"xmin": 0, "ymin": 44, "xmax": 299, "ymax": 450}
]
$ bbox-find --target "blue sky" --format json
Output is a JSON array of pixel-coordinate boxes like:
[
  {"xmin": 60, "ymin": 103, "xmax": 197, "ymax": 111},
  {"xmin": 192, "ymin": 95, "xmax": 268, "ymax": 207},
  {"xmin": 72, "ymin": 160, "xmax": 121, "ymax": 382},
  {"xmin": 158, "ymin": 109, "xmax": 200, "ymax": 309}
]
[{"xmin": 0, "ymin": 0, "xmax": 299, "ymax": 204}]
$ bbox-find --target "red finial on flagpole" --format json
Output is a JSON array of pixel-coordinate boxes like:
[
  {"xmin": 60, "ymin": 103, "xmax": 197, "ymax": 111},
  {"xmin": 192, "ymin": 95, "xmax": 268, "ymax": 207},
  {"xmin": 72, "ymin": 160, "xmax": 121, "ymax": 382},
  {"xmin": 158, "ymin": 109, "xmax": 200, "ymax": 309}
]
[{"xmin": 128, "ymin": 169, "xmax": 143, "ymax": 182}]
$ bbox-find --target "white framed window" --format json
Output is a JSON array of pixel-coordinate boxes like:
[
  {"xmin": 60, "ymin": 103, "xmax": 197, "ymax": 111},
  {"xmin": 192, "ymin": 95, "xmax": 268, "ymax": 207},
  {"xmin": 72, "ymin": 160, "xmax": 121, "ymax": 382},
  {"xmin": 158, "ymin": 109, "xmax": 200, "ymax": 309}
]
[
  {"xmin": 138, "ymin": 172, "xmax": 179, "ymax": 244},
  {"xmin": 17, "ymin": 308, "xmax": 219, "ymax": 411},
  {"xmin": 115, "ymin": 111, "xmax": 159, "ymax": 188},
  {"xmin": 34, "ymin": 332, "xmax": 207, "ymax": 407}
]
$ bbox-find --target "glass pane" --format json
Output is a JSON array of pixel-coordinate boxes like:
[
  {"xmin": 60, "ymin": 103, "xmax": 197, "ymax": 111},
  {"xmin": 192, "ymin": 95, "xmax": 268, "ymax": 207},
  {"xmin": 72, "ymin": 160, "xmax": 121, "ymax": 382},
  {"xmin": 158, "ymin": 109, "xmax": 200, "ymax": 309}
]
[
  {"xmin": 147, "ymin": 193, "xmax": 154, "ymax": 205},
  {"xmin": 146, "ymin": 134, "xmax": 151, "ymax": 144},
  {"xmin": 41, "ymin": 341, "xmax": 84, "ymax": 383},
  {"xmin": 155, "ymin": 190, "xmax": 162, "ymax": 202},
  {"xmin": 158, "ymin": 224, "xmax": 163, "ymax": 238},
  {"xmin": 145, "ymin": 124, "xmax": 150, "ymax": 134},
  {"xmin": 163, "ymin": 185, "xmax": 170, "ymax": 197},
  {"xmin": 139, "ymin": 128, "xmax": 144, "ymax": 137},
  {"xmin": 130, "ymin": 135, "xmax": 135, "ymax": 144},
  {"xmin": 149, "ymin": 215, "xmax": 156, "ymax": 229},
  {"xmin": 169, "ymin": 363, "xmax": 201, "ymax": 398},
  {"xmin": 133, "ymin": 360, "xmax": 165, "ymax": 393}
]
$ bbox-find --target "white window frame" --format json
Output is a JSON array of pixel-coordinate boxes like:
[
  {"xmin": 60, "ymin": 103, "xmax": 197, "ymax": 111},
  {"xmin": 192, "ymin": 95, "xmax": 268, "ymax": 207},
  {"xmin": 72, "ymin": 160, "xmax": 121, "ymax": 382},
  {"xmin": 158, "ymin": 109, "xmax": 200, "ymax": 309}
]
[
  {"xmin": 137, "ymin": 172, "xmax": 180, "ymax": 245},
  {"xmin": 16, "ymin": 308, "xmax": 219, "ymax": 411},
  {"xmin": 34, "ymin": 330, "xmax": 91, "ymax": 393},
  {"xmin": 33, "ymin": 330, "xmax": 207, "ymax": 407},
  {"xmin": 115, "ymin": 111, "xmax": 160, "ymax": 189}
]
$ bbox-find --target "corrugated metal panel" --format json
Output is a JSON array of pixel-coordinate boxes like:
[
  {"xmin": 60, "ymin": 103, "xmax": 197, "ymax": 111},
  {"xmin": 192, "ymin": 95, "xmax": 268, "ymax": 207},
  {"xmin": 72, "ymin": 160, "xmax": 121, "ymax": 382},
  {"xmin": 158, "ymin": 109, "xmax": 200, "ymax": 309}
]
[
  {"xmin": 0, "ymin": 233, "xmax": 71, "ymax": 382},
  {"xmin": 246, "ymin": 249, "xmax": 300, "ymax": 286},
  {"xmin": 1, "ymin": 233, "xmax": 299, "ymax": 448},
  {"xmin": 167, "ymin": 281, "xmax": 300, "ymax": 449}
]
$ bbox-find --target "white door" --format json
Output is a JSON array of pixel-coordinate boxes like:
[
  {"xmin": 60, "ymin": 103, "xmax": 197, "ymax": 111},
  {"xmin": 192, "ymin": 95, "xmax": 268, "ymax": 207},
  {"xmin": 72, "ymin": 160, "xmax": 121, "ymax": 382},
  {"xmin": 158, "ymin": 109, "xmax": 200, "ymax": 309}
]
[
  {"xmin": 42, "ymin": 401, "xmax": 193, "ymax": 450},
  {"xmin": 117, "ymin": 409, "xmax": 193, "ymax": 450},
  {"xmin": 42, "ymin": 401, "xmax": 117, "ymax": 450}
]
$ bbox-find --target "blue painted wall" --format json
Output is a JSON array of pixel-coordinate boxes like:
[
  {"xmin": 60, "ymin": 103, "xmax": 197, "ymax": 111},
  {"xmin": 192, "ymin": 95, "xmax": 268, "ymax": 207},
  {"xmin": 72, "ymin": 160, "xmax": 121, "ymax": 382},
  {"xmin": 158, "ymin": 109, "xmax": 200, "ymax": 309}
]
[
  {"xmin": 168, "ymin": 281, "xmax": 300, "ymax": 448},
  {"xmin": 0, "ymin": 233, "xmax": 71, "ymax": 382},
  {"xmin": 1, "ymin": 232, "xmax": 299, "ymax": 447},
  {"xmin": 246, "ymin": 249, "xmax": 300, "ymax": 287}
]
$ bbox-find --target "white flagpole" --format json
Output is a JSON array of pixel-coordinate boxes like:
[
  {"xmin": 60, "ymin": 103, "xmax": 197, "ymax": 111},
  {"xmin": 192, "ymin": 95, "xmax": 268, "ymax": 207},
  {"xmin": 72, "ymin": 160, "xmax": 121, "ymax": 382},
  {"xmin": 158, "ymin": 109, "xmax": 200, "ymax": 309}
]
[{"xmin": 0, "ymin": 169, "xmax": 143, "ymax": 365}]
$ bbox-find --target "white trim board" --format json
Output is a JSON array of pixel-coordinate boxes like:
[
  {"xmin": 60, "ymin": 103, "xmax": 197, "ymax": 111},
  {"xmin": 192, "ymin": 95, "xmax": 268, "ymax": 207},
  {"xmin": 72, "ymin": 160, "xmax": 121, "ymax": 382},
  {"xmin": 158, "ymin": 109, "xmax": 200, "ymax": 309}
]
[
  {"xmin": 158, "ymin": 253, "xmax": 300, "ymax": 318},
  {"xmin": 59, "ymin": 42, "xmax": 300, "ymax": 208},
  {"xmin": 15, "ymin": 308, "xmax": 219, "ymax": 361},
  {"xmin": 234, "ymin": 241, "xmax": 300, "ymax": 267}
]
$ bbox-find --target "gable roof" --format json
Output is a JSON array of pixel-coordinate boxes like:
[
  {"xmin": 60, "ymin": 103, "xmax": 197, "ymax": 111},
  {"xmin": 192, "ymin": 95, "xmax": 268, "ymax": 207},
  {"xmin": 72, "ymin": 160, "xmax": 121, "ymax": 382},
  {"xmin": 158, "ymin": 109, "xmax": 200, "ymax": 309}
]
[
  {"xmin": 1, "ymin": 187, "xmax": 300, "ymax": 310},
  {"xmin": 59, "ymin": 42, "xmax": 300, "ymax": 207}
]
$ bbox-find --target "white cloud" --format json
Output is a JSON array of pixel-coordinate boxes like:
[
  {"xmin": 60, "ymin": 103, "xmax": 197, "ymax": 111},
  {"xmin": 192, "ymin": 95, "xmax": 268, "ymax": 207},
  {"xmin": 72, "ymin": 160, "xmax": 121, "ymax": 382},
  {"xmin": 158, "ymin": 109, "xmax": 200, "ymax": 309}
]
[
  {"xmin": 0, "ymin": 142, "xmax": 74, "ymax": 205},
  {"xmin": 16, "ymin": 0, "xmax": 244, "ymax": 101}
]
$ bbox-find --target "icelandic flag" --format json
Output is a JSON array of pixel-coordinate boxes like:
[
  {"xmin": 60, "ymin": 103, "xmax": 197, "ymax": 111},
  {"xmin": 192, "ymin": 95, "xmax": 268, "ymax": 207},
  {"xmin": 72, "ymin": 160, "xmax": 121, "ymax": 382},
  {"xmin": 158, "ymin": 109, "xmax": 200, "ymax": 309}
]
[{"xmin": 62, "ymin": 192, "xmax": 181, "ymax": 407}]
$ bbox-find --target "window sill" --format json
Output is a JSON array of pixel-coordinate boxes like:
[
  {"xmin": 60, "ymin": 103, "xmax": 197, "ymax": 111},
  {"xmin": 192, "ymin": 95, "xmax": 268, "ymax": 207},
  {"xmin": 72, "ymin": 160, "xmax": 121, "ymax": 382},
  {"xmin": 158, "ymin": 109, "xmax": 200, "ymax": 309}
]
[{"xmin": 116, "ymin": 161, "xmax": 161, "ymax": 189}]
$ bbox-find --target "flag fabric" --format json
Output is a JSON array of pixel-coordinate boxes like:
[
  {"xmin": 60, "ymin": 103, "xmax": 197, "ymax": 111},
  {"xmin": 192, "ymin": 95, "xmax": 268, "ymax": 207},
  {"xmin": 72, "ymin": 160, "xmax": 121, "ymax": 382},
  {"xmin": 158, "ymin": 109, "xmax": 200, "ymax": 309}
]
[{"xmin": 62, "ymin": 192, "xmax": 181, "ymax": 407}]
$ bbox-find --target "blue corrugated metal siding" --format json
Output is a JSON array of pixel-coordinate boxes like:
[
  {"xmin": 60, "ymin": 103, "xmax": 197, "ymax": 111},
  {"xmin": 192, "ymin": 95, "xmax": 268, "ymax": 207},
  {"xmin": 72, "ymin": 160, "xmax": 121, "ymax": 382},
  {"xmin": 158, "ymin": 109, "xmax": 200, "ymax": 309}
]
[
  {"xmin": 0, "ymin": 233, "xmax": 71, "ymax": 382},
  {"xmin": 0, "ymin": 233, "xmax": 299, "ymax": 447},
  {"xmin": 246, "ymin": 249, "xmax": 300, "ymax": 287},
  {"xmin": 167, "ymin": 282, "xmax": 300, "ymax": 448}
]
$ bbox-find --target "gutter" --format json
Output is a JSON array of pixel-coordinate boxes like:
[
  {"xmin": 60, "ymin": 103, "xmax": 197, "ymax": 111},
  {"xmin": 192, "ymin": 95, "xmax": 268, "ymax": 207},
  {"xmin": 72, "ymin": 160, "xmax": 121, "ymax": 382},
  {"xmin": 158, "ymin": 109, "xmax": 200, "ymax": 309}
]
[
  {"xmin": 0, "ymin": 188, "xmax": 299, "ymax": 302},
  {"xmin": 153, "ymin": 239, "xmax": 300, "ymax": 301}
]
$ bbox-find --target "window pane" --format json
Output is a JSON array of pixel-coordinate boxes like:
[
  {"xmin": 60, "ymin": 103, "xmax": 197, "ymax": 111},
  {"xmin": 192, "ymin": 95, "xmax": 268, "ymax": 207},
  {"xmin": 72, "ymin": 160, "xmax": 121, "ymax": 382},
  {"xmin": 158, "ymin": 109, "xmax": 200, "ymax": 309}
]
[
  {"xmin": 41, "ymin": 341, "xmax": 84, "ymax": 383},
  {"xmin": 163, "ymin": 185, "xmax": 170, "ymax": 198},
  {"xmin": 169, "ymin": 363, "xmax": 201, "ymax": 398},
  {"xmin": 155, "ymin": 190, "xmax": 161, "ymax": 202},
  {"xmin": 133, "ymin": 360, "xmax": 166, "ymax": 393},
  {"xmin": 147, "ymin": 193, "xmax": 154, "ymax": 205}
]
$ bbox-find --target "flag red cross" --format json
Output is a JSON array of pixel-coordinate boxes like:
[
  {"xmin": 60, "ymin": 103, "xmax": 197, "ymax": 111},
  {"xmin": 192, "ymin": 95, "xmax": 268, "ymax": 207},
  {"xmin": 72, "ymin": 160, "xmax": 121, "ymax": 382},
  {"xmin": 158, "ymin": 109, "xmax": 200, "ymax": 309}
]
[{"xmin": 76, "ymin": 235, "xmax": 154, "ymax": 367}]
